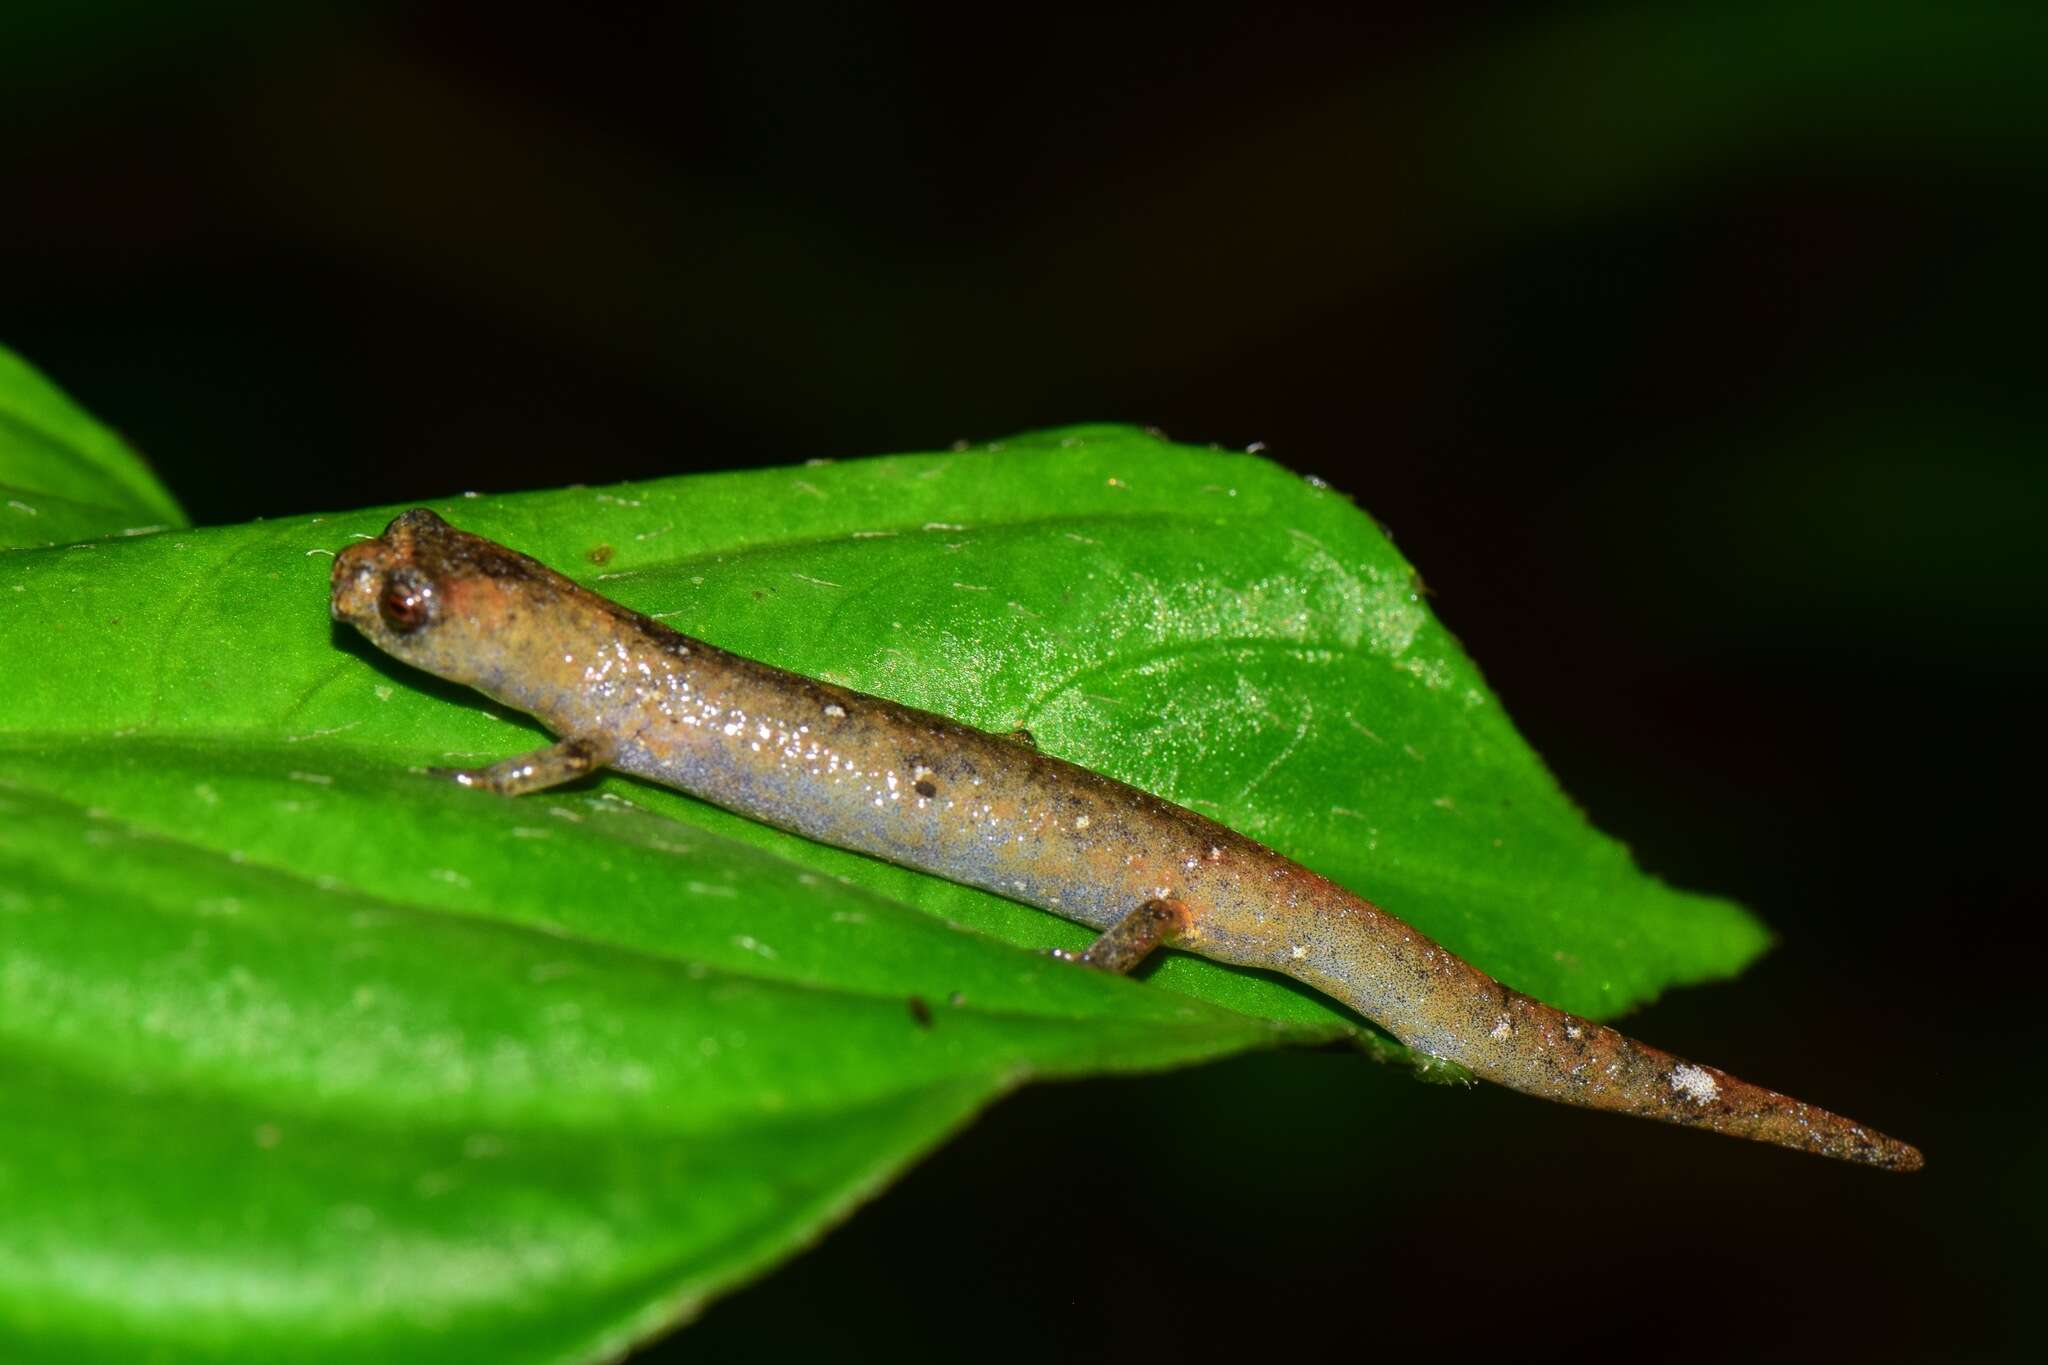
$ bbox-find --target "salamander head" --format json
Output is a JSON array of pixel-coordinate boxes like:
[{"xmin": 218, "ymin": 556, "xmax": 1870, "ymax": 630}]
[{"xmin": 330, "ymin": 507, "xmax": 572, "ymax": 687}]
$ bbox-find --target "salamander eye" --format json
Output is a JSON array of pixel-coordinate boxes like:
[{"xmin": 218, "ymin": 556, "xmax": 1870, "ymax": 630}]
[{"xmin": 377, "ymin": 571, "xmax": 436, "ymax": 634}]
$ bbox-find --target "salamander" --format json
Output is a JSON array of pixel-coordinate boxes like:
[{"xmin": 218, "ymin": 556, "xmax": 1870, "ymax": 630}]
[{"xmin": 331, "ymin": 508, "xmax": 1921, "ymax": 1171}]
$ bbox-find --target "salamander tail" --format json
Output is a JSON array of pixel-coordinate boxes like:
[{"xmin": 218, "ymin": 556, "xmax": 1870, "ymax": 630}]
[{"xmin": 1444, "ymin": 977, "xmax": 1924, "ymax": 1171}]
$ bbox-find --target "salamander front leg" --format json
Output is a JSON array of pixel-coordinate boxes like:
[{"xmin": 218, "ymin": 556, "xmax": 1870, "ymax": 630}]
[
  {"xmin": 433, "ymin": 736, "xmax": 617, "ymax": 796},
  {"xmin": 1054, "ymin": 898, "xmax": 1191, "ymax": 975}
]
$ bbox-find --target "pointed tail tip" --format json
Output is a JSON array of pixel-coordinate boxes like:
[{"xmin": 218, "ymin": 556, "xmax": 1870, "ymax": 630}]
[
  {"xmin": 1804, "ymin": 1113, "xmax": 1923, "ymax": 1172},
  {"xmin": 1697, "ymin": 1076, "xmax": 1923, "ymax": 1172},
  {"xmin": 1870, "ymin": 1134, "xmax": 1925, "ymax": 1174}
]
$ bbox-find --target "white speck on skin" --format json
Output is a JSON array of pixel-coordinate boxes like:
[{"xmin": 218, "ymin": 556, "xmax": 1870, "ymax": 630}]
[
  {"xmin": 1671, "ymin": 1064, "xmax": 1721, "ymax": 1105},
  {"xmin": 1489, "ymin": 1015, "xmax": 1513, "ymax": 1041},
  {"xmin": 1289, "ymin": 944, "xmax": 1308, "ymax": 961},
  {"xmin": 1073, "ymin": 815, "xmax": 1090, "ymax": 830},
  {"xmin": 823, "ymin": 702, "xmax": 846, "ymax": 718}
]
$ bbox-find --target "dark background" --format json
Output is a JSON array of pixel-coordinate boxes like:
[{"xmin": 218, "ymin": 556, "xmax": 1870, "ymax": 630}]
[{"xmin": 5, "ymin": 2, "xmax": 2040, "ymax": 1360}]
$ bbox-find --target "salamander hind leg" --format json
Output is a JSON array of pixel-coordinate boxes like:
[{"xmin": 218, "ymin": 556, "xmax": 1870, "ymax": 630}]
[
  {"xmin": 1053, "ymin": 898, "xmax": 1190, "ymax": 975},
  {"xmin": 434, "ymin": 736, "xmax": 617, "ymax": 796}
]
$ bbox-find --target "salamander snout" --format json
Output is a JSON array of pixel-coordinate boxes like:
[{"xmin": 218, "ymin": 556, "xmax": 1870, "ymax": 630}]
[
  {"xmin": 329, "ymin": 538, "xmax": 383, "ymax": 624},
  {"xmin": 329, "ymin": 507, "xmax": 553, "ymax": 686},
  {"xmin": 329, "ymin": 509, "xmax": 449, "ymax": 627},
  {"xmin": 331, "ymin": 541, "xmax": 443, "ymax": 645}
]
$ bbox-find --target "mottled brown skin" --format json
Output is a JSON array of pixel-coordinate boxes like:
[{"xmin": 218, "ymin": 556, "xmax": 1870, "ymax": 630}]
[{"xmin": 333, "ymin": 509, "xmax": 1922, "ymax": 1171}]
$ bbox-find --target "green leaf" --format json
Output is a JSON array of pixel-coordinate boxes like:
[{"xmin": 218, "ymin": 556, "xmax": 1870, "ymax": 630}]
[
  {"xmin": 0, "ymin": 348, "xmax": 187, "ymax": 549},
  {"xmin": 0, "ymin": 419, "xmax": 1767, "ymax": 1361}
]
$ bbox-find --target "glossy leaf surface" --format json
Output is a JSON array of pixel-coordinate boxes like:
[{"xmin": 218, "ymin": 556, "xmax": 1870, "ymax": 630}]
[
  {"xmin": 0, "ymin": 349, "xmax": 185, "ymax": 550},
  {"xmin": 0, "ymin": 395, "xmax": 1766, "ymax": 1359}
]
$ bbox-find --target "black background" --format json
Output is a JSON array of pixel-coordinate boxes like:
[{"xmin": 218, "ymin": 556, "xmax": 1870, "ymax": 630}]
[{"xmin": 5, "ymin": 3, "xmax": 2040, "ymax": 1360}]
